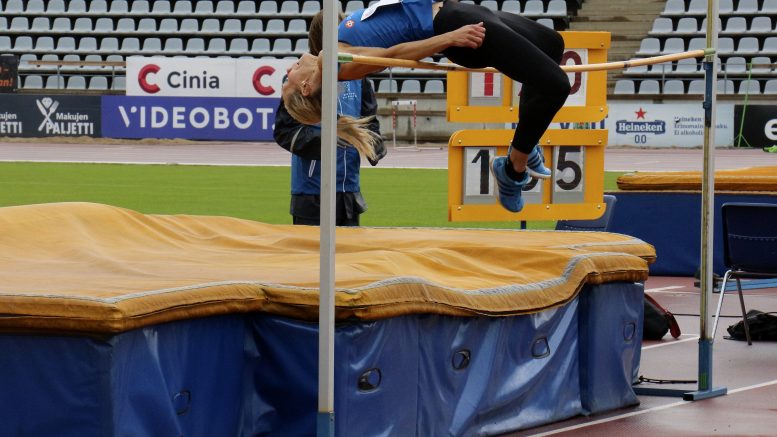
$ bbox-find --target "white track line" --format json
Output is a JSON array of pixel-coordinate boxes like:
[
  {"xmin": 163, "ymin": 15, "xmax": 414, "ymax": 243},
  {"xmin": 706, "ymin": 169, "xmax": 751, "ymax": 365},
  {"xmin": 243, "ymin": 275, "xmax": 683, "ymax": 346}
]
[
  {"xmin": 641, "ymin": 335, "xmax": 700, "ymax": 350},
  {"xmin": 531, "ymin": 378, "xmax": 777, "ymax": 436},
  {"xmin": 645, "ymin": 286, "xmax": 686, "ymax": 293}
]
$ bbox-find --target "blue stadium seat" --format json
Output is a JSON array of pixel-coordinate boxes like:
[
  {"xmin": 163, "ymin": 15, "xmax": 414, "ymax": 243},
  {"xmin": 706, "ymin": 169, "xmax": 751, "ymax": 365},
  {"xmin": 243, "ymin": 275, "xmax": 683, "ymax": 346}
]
[
  {"xmin": 195, "ymin": 1, "xmax": 215, "ymax": 15},
  {"xmin": 47, "ymin": 0, "xmax": 65, "ymax": 13},
  {"xmin": 23, "ymin": 75, "xmax": 44, "ymax": 89},
  {"xmin": 245, "ymin": 19, "xmax": 264, "ymax": 33},
  {"xmin": 67, "ymin": 76, "xmax": 87, "ymax": 90},
  {"xmin": 74, "ymin": 18, "xmax": 92, "ymax": 32},
  {"xmin": 763, "ymin": 79, "xmax": 777, "ymax": 94},
  {"xmin": 173, "ymin": 1, "xmax": 193, "ymax": 14},
  {"xmin": 229, "ymin": 38, "xmax": 249, "ymax": 54},
  {"xmin": 237, "ymin": 1, "xmax": 256, "ymax": 14},
  {"xmin": 736, "ymin": 0, "xmax": 758, "ymax": 13},
  {"xmin": 523, "ymin": 0, "xmax": 545, "ymax": 16},
  {"xmin": 216, "ymin": 1, "xmax": 234, "ymax": 14},
  {"xmin": 663, "ymin": 0, "xmax": 685, "ymax": 15},
  {"xmin": 142, "ymin": 38, "xmax": 163, "ymax": 53},
  {"xmin": 424, "ymin": 79, "xmax": 445, "ymax": 94},
  {"xmin": 116, "ymin": 18, "xmax": 135, "ymax": 33},
  {"xmin": 110, "ymin": 0, "xmax": 129, "ymax": 14},
  {"xmin": 401, "ymin": 79, "xmax": 422, "ymax": 93},
  {"xmin": 222, "ymin": 19, "xmax": 242, "ymax": 34},
  {"xmin": 738, "ymin": 79, "xmax": 760, "ymax": 95},
  {"xmin": 651, "ymin": 18, "xmax": 674, "ymax": 35},
  {"xmin": 152, "ymin": 1, "xmax": 172, "ymax": 14},
  {"xmin": 26, "ymin": 0, "xmax": 45, "ymax": 13},
  {"xmin": 94, "ymin": 18, "xmax": 114, "ymax": 33},
  {"xmin": 724, "ymin": 56, "xmax": 748, "ymax": 74},
  {"xmin": 676, "ymin": 17, "xmax": 699, "ymax": 34},
  {"xmin": 259, "ymin": 1, "xmax": 279, "ymax": 15},
  {"xmin": 78, "ymin": 37, "xmax": 98, "ymax": 53},
  {"xmin": 301, "ymin": 1, "xmax": 321, "ymax": 15},
  {"xmin": 638, "ymin": 38, "xmax": 661, "ymax": 55},
  {"xmin": 33, "ymin": 36, "xmax": 54, "ymax": 53},
  {"xmin": 280, "ymin": 1, "xmax": 301, "ymax": 15},
  {"xmin": 613, "ymin": 79, "xmax": 635, "ymax": 95},
  {"xmin": 89, "ymin": 76, "xmax": 109, "ymax": 90},
  {"xmin": 88, "ymin": 0, "xmax": 107, "ymax": 14},
  {"xmin": 663, "ymin": 80, "xmax": 686, "ymax": 94},
  {"xmin": 3, "ymin": 0, "xmax": 23, "ymax": 13},
  {"xmin": 546, "ymin": 0, "xmax": 567, "ymax": 17},
  {"xmin": 749, "ymin": 17, "xmax": 773, "ymax": 34},
  {"xmin": 637, "ymin": 80, "xmax": 660, "ymax": 95},
  {"xmin": 723, "ymin": 17, "xmax": 747, "ymax": 34},
  {"xmin": 502, "ymin": 0, "xmax": 521, "ymax": 14},
  {"xmin": 138, "ymin": 18, "xmax": 158, "ymax": 33},
  {"xmin": 662, "ymin": 37, "xmax": 686, "ymax": 54},
  {"xmin": 737, "ymin": 37, "xmax": 760, "ymax": 55},
  {"xmin": 201, "ymin": 19, "xmax": 221, "ymax": 34},
  {"xmin": 377, "ymin": 79, "xmax": 399, "ymax": 93},
  {"xmin": 10, "ymin": 17, "xmax": 28, "ymax": 31},
  {"xmin": 130, "ymin": 1, "xmax": 150, "ymax": 15}
]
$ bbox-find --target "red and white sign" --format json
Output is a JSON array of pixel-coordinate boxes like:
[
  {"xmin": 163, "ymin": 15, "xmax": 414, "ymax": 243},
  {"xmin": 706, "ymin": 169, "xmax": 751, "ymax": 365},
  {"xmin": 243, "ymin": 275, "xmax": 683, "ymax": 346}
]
[{"xmin": 127, "ymin": 57, "xmax": 294, "ymax": 98}]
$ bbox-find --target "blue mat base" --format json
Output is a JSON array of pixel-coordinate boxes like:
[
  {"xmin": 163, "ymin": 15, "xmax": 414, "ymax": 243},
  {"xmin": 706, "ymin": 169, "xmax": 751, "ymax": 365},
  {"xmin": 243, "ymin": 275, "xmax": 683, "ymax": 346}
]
[
  {"xmin": 608, "ymin": 192, "xmax": 777, "ymax": 276},
  {"xmin": 0, "ymin": 282, "xmax": 644, "ymax": 436}
]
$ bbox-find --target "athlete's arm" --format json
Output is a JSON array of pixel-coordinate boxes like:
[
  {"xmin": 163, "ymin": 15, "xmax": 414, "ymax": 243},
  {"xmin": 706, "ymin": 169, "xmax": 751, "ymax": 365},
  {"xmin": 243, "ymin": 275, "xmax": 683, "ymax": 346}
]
[{"xmin": 336, "ymin": 22, "xmax": 485, "ymax": 80}]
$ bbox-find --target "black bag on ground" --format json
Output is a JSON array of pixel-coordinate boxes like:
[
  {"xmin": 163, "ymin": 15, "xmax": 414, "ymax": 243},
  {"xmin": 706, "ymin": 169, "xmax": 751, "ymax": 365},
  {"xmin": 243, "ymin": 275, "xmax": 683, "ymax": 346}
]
[
  {"xmin": 643, "ymin": 293, "xmax": 681, "ymax": 340},
  {"xmin": 727, "ymin": 310, "xmax": 777, "ymax": 341}
]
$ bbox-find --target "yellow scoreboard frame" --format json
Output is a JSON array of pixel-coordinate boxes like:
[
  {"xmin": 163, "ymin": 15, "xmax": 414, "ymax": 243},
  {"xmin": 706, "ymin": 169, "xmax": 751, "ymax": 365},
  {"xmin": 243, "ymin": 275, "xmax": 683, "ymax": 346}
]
[{"xmin": 447, "ymin": 32, "xmax": 611, "ymax": 222}]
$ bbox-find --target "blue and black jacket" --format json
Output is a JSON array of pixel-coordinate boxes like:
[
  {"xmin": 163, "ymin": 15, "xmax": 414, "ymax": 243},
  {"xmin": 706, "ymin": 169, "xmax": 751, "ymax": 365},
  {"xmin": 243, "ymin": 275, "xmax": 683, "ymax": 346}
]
[{"xmin": 274, "ymin": 78, "xmax": 385, "ymax": 222}]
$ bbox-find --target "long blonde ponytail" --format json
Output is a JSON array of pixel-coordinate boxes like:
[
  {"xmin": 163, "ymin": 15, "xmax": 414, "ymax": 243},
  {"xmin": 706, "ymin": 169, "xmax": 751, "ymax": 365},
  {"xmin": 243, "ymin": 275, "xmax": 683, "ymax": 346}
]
[{"xmin": 284, "ymin": 88, "xmax": 378, "ymax": 161}]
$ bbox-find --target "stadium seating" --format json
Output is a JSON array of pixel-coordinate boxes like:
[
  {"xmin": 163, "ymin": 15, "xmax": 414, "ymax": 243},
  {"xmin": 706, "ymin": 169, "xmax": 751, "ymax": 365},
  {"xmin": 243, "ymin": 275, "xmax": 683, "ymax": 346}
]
[
  {"xmin": 628, "ymin": 0, "xmax": 777, "ymax": 95},
  {"xmin": 2, "ymin": 0, "xmax": 772, "ymax": 97},
  {"xmin": 0, "ymin": 0, "xmax": 574, "ymax": 92}
]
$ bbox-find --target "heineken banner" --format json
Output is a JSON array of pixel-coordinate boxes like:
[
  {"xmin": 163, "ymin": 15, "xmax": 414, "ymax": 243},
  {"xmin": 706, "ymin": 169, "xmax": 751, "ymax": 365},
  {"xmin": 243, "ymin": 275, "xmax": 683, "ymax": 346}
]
[
  {"xmin": 734, "ymin": 104, "xmax": 777, "ymax": 149},
  {"xmin": 0, "ymin": 94, "xmax": 101, "ymax": 137},
  {"xmin": 0, "ymin": 56, "xmax": 19, "ymax": 93}
]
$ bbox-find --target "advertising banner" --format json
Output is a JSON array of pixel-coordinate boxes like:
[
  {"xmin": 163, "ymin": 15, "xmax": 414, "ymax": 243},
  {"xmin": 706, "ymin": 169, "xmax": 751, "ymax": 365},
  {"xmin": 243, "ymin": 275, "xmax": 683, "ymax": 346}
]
[
  {"xmin": 604, "ymin": 102, "xmax": 734, "ymax": 147},
  {"xmin": 126, "ymin": 57, "xmax": 293, "ymax": 98},
  {"xmin": 0, "ymin": 94, "xmax": 101, "ymax": 137},
  {"xmin": 0, "ymin": 55, "xmax": 19, "ymax": 93},
  {"xmin": 734, "ymin": 104, "xmax": 777, "ymax": 149},
  {"xmin": 101, "ymin": 95, "xmax": 278, "ymax": 141}
]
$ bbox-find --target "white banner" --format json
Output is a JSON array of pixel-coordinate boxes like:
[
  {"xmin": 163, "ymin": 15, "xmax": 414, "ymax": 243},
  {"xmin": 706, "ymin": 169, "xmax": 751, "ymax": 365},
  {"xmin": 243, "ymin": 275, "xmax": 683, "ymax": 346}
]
[
  {"xmin": 607, "ymin": 102, "xmax": 734, "ymax": 148},
  {"xmin": 127, "ymin": 57, "xmax": 294, "ymax": 98}
]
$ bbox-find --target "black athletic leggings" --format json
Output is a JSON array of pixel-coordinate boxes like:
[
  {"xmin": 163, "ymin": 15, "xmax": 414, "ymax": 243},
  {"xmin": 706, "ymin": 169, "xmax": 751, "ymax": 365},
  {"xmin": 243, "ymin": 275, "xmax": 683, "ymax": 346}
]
[{"xmin": 433, "ymin": 0, "xmax": 571, "ymax": 154}]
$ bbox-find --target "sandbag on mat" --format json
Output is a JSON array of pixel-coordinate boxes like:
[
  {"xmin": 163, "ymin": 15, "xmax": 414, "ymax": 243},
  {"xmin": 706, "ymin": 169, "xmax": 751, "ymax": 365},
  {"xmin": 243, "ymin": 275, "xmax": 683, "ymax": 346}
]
[
  {"xmin": 0, "ymin": 202, "xmax": 655, "ymax": 334},
  {"xmin": 617, "ymin": 166, "xmax": 777, "ymax": 192}
]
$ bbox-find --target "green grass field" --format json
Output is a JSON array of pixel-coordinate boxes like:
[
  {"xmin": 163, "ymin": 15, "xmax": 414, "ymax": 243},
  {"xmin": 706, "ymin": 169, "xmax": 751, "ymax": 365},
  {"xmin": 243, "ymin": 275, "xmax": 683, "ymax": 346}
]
[{"xmin": 0, "ymin": 162, "xmax": 624, "ymax": 229}]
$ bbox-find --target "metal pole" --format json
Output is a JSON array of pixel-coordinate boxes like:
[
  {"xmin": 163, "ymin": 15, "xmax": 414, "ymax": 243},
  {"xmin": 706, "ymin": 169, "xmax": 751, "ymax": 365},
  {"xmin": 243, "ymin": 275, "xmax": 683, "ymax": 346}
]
[
  {"xmin": 317, "ymin": 2, "xmax": 337, "ymax": 435},
  {"xmin": 685, "ymin": 0, "xmax": 727, "ymax": 402}
]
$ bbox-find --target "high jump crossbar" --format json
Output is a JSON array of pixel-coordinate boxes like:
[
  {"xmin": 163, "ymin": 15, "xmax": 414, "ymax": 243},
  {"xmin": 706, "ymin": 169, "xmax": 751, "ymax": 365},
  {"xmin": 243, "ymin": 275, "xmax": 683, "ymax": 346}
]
[{"xmin": 338, "ymin": 49, "xmax": 715, "ymax": 73}]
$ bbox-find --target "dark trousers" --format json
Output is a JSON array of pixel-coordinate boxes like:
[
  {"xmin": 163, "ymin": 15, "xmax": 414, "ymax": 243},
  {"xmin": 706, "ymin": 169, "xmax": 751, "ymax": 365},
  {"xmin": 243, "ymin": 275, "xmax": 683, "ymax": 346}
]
[
  {"xmin": 433, "ymin": 1, "xmax": 571, "ymax": 154},
  {"xmin": 290, "ymin": 192, "xmax": 365, "ymax": 226}
]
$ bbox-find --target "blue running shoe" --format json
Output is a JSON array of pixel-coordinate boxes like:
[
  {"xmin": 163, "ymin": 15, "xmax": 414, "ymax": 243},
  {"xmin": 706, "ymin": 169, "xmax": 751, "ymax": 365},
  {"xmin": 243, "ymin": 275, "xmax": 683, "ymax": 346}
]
[
  {"xmin": 525, "ymin": 145, "xmax": 552, "ymax": 180},
  {"xmin": 490, "ymin": 156, "xmax": 529, "ymax": 213}
]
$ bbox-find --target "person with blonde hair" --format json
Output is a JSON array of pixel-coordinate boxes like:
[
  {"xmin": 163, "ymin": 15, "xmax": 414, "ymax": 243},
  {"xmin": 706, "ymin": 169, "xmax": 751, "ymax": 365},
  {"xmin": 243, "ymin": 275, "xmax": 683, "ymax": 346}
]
[
  {"xmin": 282, "ymin": 0, "xmax": 571, "ymax": 213},
  {"xmin": 275, "ymin": 11, "xmax": 386, "ymax": 226}
]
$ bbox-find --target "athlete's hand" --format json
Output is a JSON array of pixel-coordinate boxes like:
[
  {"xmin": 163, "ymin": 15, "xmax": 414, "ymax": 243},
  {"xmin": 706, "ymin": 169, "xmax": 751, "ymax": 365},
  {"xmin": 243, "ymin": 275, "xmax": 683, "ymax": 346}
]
[{"xmin": 447, "ymin": 22, "xmax": 485, "ymax": 49}]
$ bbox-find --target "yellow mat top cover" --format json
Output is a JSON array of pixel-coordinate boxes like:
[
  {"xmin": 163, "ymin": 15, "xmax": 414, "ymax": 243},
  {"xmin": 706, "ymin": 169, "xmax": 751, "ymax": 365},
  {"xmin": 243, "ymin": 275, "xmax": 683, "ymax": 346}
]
[
  {"xmin": 617, "ymin": 166, "xmax": 777, "ymax": 192},
  {"xmin": 0, "ymin": 203, "xmax": 655, "ymax": 334}
]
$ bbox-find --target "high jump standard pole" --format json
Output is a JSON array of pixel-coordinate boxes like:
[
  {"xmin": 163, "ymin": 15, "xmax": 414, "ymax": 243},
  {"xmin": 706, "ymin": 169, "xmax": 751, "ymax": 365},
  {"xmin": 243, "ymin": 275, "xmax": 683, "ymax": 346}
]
[
  {"xmin": 685, "ymin": 0, "xmax": 728, "ymax": 401},
  {"xmin": 318, "ymin": 2, "xmax": 338, "ymax": 436}
]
